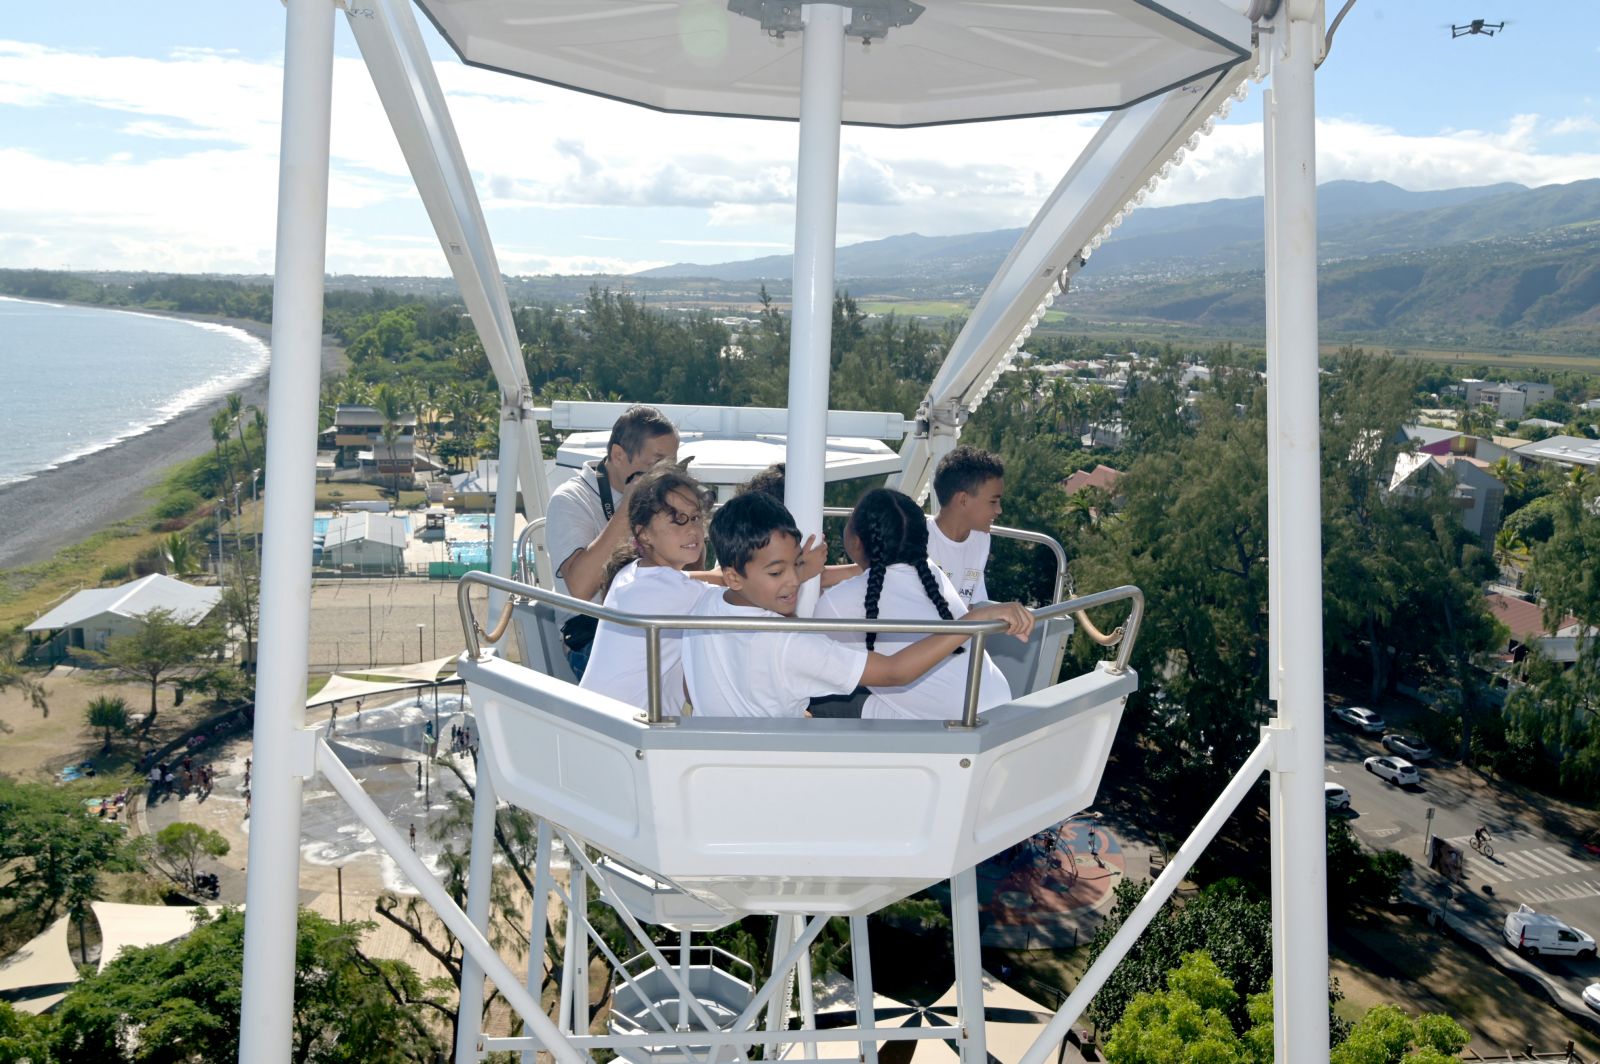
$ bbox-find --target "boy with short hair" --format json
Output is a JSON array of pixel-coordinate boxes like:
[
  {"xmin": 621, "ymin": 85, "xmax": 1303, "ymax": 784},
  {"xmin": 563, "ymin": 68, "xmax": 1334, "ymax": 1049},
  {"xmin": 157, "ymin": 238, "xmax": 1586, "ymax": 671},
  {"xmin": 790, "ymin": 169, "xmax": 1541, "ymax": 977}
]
[
  {"xmin": 683, "ymin": 493, "xmax": 1031, "ymax": 718},
  {"xmin": 928, "ymin": 446, "xmax": 1005, "ymax": 606}
]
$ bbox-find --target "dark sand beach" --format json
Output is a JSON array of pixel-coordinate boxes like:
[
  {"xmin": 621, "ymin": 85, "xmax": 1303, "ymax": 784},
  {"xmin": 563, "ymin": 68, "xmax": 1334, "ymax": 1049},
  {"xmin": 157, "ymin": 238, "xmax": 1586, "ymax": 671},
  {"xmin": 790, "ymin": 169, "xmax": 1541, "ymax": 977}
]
[{"xmin": 0, "ymin": 312, "xmax": 345, "ymax": 571}]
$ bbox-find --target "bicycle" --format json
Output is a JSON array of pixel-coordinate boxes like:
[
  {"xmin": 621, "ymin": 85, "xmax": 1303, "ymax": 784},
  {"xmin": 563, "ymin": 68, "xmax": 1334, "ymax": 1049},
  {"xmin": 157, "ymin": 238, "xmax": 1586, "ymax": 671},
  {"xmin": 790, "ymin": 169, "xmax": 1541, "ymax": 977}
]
[{"xmin": 1470, "ymin": 834, "xmax": 1494, "ymax": 858}]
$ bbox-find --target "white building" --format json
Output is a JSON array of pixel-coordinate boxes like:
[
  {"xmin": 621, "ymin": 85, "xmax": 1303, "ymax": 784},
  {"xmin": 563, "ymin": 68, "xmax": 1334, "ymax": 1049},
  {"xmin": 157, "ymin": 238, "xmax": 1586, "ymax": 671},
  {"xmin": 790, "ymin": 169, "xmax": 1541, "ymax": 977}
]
[
  {"xmin": 1513, "ymin": 435, "xmax": 1600, "ymax": 471},
  {"xmin": 25, "ymin": 574, "xmax": 221, "ymax": 654},
  {"xmin": 321, "ymin": 512, "xmax": 410, "ymax": 570}
]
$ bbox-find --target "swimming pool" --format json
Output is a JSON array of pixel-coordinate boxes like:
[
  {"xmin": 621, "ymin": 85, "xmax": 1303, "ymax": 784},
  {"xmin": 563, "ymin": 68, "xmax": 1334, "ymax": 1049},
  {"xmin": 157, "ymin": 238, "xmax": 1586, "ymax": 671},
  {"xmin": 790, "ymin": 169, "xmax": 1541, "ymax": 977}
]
[
  {"xmin": 450, "ymin": 542, "xmax": 490, "ymax": 565},
  {"xmin": 448, "ymin": 515, "xmax": 492, "ymax": 535}
]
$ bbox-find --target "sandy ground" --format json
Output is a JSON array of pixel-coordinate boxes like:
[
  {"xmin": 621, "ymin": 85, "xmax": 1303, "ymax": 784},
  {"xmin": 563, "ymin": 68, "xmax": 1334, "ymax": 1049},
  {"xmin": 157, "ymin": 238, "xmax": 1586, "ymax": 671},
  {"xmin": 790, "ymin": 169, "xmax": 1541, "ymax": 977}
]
[
  {"xmin": 0, "ymin": 311, "xmax": 345, "ymax": 571},
  {"xmin": 307, "ymin": 577, "xmax": 482, "ymax": 672}
]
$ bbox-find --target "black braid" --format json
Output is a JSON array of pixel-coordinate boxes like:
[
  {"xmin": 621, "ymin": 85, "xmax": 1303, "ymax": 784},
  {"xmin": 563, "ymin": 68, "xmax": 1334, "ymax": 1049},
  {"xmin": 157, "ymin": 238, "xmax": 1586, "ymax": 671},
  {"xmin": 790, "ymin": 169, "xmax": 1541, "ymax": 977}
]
[
  {"xmin": 851, "ymin": 487, "xmax": 965, "ymax": 655},
  {"xmin": 913, "ymin": 559, "xmax": 964, "ymax": 655},
  {"xmin": 863, "ymin": 563, "xmax": 887, "ymax": 652}
]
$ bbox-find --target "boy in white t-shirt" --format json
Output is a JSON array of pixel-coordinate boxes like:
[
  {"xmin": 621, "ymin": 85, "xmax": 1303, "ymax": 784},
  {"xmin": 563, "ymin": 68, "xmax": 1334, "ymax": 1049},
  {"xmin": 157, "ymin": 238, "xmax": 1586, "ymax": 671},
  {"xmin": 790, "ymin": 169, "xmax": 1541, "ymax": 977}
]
[
  {"xmin": 683, "ymin": 493, "xmax": 1033, "ymax": 718},
  {"xmin": 926, "ymin": 446, "xmax": 1005, "ymax": 606}
]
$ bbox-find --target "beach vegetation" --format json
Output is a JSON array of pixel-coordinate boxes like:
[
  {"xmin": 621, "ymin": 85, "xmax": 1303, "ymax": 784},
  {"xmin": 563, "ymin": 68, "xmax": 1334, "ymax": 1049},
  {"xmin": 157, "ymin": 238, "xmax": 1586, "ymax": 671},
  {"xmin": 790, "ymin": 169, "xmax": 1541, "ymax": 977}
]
[
  {"xmin": 160, "ymin": 532, "xmax": 199, "ymax": 577},
  {"xmin": 0, "ymin": 776, "xmax": 138, "ymax": 963},
  {"xmin": 0, "ymin": 627, "xmax": 49, "ymax": 722},
  {"xmin": 142, "ymin": 822, "xmax": 229, "ymax": 894},
  {"xmin": 217, "ymin": 551, "xmax": 260, "ymax": 669},
  {"xmin": 84, "ymin": 695, "xmax": 129, "ymax": 753},
  {"xmin": 43, "ymin": 907, "xmax": 444, "ymax": 1064},
  {"xmin": 88, "ymin": 609, "xmax": 226, "ymax": 732}
]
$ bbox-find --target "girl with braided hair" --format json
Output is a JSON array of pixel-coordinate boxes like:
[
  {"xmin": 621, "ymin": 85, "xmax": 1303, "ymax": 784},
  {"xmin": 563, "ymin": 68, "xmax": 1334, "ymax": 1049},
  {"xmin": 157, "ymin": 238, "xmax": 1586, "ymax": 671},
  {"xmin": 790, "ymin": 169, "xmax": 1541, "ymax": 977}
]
[{"xmin": 816, "ymin": 488, "xmax": 1016, "ymax": 721}]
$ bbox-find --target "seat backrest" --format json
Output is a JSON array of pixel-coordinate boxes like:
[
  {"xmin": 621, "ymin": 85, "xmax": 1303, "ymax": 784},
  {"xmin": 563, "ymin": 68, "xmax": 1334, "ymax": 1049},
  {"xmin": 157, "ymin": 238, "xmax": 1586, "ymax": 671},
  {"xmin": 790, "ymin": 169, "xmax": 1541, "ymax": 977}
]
[
  {"xmin": 986, "ymin": 614, "xmax": 1074, "ymax": 697},
  {"xmin": 513, "ymin": 602, "xmax": 577, "ymax": 684}
]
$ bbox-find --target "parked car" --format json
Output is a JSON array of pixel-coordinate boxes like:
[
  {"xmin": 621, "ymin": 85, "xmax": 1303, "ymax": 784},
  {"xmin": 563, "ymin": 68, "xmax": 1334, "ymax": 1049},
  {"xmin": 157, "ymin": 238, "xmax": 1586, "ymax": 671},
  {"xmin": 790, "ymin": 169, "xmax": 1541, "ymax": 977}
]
[
  {"xmin": 1504, "ymin": 904, "xmax": 1596, "ymax": 958},
  {"xmin": 1332, "ymin": 706, "xmax": 1386, "ymax": 734},
  {"xmin": 1584, "ymin": 982, "xmax": 1600, "ymax": 1013},
  {"xmin": 1364, "ymin": 756, "xmax": 1420, "ymax": 786},
  {"xmin": 1324, "ymin": 783, "xmax": 1351, "ymax": 811},
  {"xmin": 1382, "ymin": 734, "xmax": 1433, "ymax": 761}
]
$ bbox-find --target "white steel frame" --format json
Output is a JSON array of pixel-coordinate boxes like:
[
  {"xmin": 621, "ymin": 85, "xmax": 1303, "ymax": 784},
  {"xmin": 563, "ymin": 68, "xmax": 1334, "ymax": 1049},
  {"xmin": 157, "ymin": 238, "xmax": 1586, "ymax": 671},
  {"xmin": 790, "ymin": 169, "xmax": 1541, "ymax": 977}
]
[{"xmin": 239, "ymin": 0, "xmax": 1331, "ymax": 1061}]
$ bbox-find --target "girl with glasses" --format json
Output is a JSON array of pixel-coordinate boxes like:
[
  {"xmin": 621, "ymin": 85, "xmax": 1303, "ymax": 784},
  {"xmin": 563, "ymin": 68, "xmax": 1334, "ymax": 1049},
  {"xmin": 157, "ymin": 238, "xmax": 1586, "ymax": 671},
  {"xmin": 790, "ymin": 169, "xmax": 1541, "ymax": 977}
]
[{"xmin": 578, "ymin": 463, "xmax": 714, "ymax": 716}]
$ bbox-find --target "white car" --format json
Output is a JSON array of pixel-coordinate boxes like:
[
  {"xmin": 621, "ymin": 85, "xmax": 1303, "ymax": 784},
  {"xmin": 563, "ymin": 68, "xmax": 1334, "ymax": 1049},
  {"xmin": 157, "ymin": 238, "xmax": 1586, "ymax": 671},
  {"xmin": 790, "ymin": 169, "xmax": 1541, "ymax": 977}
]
[
  {"xmin": 1584, "ymin": 983, "xmax": 1600, "ymax": 1013},
  {"xmin": 1364, "ymin": 755, "xmax": 1420, "ymax": 786},
  {"xmin": 1382, "ymin": 734, "xmax": 1434, "ymax": 761},
  {"xmin": 1333, "ymin": 706, "xmax": 1386, "ymax": 734},
  {"xmin": 1324, "ymin": 783, "xmax": 1351, "ymax": 811}
]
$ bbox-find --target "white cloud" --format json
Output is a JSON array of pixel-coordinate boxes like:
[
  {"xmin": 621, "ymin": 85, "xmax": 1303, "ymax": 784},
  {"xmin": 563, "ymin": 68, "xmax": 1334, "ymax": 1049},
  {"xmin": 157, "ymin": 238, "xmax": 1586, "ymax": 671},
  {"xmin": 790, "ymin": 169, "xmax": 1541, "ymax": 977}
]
[{"xmin": 0, "ymin": 35, "xmax": 1596, "ymax": 275}]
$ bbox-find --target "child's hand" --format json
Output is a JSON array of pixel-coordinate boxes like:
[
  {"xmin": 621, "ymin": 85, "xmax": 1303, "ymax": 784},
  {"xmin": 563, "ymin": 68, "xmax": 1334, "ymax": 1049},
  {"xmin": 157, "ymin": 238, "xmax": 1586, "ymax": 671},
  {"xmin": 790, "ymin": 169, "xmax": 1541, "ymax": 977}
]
[
  {"xmin": 969, "ymin": 602, "xmax": 1035, "ymax": 642},
  {"xmin": 797, "ymin": 533, "xmax": 828, "ymax": 580}
]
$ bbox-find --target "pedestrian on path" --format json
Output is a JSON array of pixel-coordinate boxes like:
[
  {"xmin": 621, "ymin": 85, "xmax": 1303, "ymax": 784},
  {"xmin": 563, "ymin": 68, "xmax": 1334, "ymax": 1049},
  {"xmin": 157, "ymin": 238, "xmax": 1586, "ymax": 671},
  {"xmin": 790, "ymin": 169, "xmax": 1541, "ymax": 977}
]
[{"xmin": 409, "ymin": 823, "xmax": 417, "ymax": 850}]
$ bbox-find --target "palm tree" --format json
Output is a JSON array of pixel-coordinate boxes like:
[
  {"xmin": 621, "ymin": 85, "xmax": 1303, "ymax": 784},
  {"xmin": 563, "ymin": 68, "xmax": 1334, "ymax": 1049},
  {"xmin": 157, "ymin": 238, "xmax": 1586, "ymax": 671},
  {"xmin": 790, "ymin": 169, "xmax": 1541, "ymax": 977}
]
[
  {"xmin": 227, "ymin": 393, "xmax": 251, "ymax": 472},
  {"xmin": 210, "ymin": 410, "xmax": 235, "ymax": 499},
  {"xmin": 163, "ymin": 532, "xmax": 199, "ymax": 577},
  {"xmin": 86, "ymin": 695, "xmax": 129, "ymax": 753},
  {"xmin": 374, "ymin": 383, "xmax": 406, "ymax": 501}
]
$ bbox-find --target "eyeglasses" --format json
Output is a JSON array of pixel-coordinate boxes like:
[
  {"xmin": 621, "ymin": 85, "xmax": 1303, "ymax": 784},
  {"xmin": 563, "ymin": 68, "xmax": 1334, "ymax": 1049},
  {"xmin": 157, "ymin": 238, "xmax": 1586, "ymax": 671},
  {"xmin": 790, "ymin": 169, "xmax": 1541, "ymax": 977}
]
[{"xmin": 663, "ymin": 508, "xmax": 706, "ymax": 527}]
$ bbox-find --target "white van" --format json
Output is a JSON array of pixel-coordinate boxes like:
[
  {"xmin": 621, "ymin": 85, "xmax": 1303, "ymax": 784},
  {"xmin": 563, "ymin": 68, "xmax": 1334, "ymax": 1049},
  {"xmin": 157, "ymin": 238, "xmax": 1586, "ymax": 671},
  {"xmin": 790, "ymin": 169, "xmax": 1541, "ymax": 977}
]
[{"xmin": 1503, "ymin": 904, "xmax": 1597, "ymax": 958}]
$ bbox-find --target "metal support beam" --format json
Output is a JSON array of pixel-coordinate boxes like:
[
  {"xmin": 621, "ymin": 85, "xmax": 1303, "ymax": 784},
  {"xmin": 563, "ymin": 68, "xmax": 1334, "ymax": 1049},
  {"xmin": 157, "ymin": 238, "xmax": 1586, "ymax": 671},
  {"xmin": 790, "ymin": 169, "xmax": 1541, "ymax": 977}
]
[
  {"xmin": 785, "ymin": 2, "xmax": 847, "ymax": 615},
  {"xmin": 951, "ymin": 867, "xmax": 988, "ymax": 1064},
  {"xmin": 237, "ymin": 2, "xmax": 334, "ymax": 1058},
  {"xmin": 894, "ymin": 65, "xmax": 1251, "ymax": 503},
  {"xmin": 850, "ymin": 915, "xmax": 879, "ymax": 1064},
  {"xmin": 1265, "ymin": 2, "xmax": 1330, "ymax": 1059},
  {"xmin": 1017, "ymin": 736, "xmax": 1275, "ymax": 1064},
  {"xmin": 345, "ymin": 0, "xmax": 530, "ymax": 411}
]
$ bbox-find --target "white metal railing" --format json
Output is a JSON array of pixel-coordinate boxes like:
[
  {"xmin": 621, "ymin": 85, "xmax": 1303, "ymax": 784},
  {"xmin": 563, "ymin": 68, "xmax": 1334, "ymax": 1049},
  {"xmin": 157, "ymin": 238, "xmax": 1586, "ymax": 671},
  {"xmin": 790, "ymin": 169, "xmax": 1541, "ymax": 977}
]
[{"xmin": 456, "ymin": 570, "xmax": 1143, "ymax": 727}]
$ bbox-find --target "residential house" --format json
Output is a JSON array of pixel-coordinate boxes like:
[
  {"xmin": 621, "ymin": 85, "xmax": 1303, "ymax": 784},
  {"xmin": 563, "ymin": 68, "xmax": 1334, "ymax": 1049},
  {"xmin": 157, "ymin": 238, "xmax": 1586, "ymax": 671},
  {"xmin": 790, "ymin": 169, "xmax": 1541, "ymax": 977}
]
[
  {"xmin": 1388, "ymin": 452, "xmax": 1504, "ymax": 547},
  {"xmin": 1062, "ymin": 464, "xmax": 1124, "ymax": 497},
  {"xmin": 1486, "ymin": 592, "xmax": 1591, "ymax": 668},
  {"xmin": 24, "ymin": 574, "xmax": 221, "ymax": 656}
]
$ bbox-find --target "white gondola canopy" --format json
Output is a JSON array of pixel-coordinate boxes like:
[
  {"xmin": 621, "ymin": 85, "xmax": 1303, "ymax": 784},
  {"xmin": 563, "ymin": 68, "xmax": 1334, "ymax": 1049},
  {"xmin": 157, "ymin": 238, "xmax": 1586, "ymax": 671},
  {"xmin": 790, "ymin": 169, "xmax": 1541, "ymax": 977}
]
[{"xmin": 414, "ymin": 0, "xmax": 1253, "ymax": 127}]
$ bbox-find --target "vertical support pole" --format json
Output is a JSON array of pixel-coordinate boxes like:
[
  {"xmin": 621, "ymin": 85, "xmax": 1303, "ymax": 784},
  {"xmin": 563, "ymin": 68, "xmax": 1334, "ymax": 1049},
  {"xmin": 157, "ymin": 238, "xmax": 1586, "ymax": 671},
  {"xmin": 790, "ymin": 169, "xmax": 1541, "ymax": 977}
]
[
  {"xmin": 783, "ymin": 2, "xmax": 847, "ymax": 615},
  {"xmin": 521, "ymin": 821, "xmax": 555, "ymax": 1064},
  {"xmin": 764, "ymin": 915, "xmax": 799, "ymax": 1058},
  {"xmin": 1264, "ymin": 5, "xmax": 1329, "ymax": 1061},
  {"xmin": 571, "ymin": 865, "xmax": 590, "ymax": 1033},
  {"xmin": 850, "ymin": 915, "xmax": 879, "ymax": 1064},
  {"xmin": 237, "ymin": 1, "xmax": 334, "ymax": 1060},
  {"xmin": 951, "ymin": 867, "xmax": 988, "ymax": 1064},
  {"xmin": 456, "ymin": 415, "xmax": 520, "ymax": 1063},
  {"xmin": 454, "ymin": 747, "xmax": 500, "ymax": 1061},
  {"xmin": 678, "ymin": 931, "xmax": 692, "ymax": 1031},
  {"xmin": 797, "ymin": 927, "xmax": 818, "ymax": 1060}
]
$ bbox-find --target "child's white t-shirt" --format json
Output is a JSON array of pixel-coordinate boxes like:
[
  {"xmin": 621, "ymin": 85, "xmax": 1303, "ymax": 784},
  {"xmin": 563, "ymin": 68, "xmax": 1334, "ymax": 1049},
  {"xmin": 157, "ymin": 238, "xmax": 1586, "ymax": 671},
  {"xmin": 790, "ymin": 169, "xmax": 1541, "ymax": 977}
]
[
  {"xmin": 579, "ymin": 561, "xmax": 712, "ymax": 717},
  {"xmin": 682, "ymin": 591, "xmax": 868, "ymax": 718},
  {"xmin": 926, "ymin": 516, "xmax": 991, "ymax": 606},
  {"xmin": 816, "ymin": 563, "xmax": 1012, "ymax": 721}
]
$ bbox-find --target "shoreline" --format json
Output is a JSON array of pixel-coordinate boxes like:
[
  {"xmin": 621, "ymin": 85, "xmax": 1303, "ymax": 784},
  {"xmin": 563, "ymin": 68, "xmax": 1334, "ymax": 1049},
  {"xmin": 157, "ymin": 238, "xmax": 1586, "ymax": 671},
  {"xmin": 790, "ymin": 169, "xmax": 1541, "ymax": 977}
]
[{"xmin": 0, "ymin": 307, "xmax": 346, "ymax": 572}]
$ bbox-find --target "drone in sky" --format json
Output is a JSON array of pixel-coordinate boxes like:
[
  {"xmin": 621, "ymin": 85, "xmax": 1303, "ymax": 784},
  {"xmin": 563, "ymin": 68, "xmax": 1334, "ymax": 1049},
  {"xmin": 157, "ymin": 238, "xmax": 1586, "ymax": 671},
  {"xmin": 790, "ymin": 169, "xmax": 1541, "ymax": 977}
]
[{"xmin": 1451, "ymin": 19, "xmax": 1506, "ymax": 37}]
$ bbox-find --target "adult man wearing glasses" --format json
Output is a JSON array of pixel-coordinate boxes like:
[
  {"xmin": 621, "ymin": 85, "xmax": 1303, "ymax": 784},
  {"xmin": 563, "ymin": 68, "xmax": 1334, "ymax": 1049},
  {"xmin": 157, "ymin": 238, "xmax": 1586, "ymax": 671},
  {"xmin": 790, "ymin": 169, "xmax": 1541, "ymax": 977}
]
[{"xmin": 547, "ymin": 405, "xmax": 680, "ymax": 677}]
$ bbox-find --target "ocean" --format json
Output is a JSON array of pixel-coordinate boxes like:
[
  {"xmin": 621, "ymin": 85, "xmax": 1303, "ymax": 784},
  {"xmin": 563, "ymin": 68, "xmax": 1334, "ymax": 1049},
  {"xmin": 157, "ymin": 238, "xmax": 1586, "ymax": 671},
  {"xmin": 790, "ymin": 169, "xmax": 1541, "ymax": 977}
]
[{"xmin": 0, "ymin": 296, "xmax": 271, "ymax": 487}]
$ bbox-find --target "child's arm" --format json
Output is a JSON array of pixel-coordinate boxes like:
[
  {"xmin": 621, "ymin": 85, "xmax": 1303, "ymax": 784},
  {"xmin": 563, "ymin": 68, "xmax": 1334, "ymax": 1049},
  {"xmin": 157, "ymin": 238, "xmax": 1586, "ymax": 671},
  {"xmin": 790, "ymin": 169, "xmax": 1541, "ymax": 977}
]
[
  {"xmin": 859, "ymin": 603, "xmax": 1033, "ymax": 688},
  {"xmin": 796, "ymin": 535, "xmax": 861, "ymax": 587}
]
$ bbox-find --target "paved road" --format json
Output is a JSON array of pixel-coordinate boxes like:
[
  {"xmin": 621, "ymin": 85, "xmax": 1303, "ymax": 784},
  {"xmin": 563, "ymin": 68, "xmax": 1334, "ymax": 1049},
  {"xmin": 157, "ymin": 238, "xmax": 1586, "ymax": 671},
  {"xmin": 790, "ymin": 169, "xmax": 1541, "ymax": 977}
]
[{"xmin": 1326, "ymin": 721, "xmax": 1600, "ymax": 965}]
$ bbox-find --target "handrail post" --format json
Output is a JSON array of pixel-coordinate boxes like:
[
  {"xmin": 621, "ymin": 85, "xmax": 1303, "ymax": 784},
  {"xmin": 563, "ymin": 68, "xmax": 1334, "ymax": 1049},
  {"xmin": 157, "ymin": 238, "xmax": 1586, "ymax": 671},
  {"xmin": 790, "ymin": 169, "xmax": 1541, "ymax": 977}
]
[
  {"xmin": 952, "ymin": 632, "xmax": 988, "ymax": 729},
  {"xmin": 645, "ymin": 626, "xmax": 664, "ymax": 725}
]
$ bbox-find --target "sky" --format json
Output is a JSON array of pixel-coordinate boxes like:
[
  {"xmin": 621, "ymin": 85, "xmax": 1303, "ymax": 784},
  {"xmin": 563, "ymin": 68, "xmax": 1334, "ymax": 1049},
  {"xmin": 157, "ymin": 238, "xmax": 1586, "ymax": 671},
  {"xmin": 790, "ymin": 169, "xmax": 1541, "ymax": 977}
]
[{"xmin": 2, "ymin": 1, "xmax": 1597, "ymax": 278}]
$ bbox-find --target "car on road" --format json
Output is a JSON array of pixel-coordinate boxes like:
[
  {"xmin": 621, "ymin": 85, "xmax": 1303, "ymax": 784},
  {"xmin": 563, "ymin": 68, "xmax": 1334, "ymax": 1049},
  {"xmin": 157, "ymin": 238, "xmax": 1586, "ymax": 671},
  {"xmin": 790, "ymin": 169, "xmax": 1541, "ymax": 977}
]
[
  {"xmin": 1364, "ymin": 755, "xmax": 1420, "ymax": 786},
  {"xmin": 1324, "ymin": 783, "xmax": 1351, "ymax": 811},
  {"xmin": 1504, "ymin": 904, "xmax": 1596, "ymax": 958},
  {"xmin": 1585, "ymin": 983, "xmax": 1600, "ymax": 1013},
  {"xmin": 1382, "ymin": 734, "xmax": 1433, "ymax": 761},
  {"xmin": 1332, "ymin": 706, "xmax": 1386, "ymax": 734}
]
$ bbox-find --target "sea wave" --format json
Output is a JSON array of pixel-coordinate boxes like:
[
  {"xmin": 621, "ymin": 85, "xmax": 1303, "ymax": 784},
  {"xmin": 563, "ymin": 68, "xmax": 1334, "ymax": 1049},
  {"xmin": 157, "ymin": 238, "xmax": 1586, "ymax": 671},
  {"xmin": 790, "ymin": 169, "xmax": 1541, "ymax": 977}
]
[{"xmin": 0, "ymin": 300, "xmax": 271, "ymax": 487}]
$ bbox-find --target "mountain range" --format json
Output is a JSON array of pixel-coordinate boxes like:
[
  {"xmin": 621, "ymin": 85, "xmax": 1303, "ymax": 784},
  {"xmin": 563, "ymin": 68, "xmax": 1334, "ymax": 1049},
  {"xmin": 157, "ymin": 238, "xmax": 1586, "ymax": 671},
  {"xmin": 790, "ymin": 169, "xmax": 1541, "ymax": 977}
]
[{"xmin": 633, "ymin": 179, "xmax": 1600, "ymax": 348}]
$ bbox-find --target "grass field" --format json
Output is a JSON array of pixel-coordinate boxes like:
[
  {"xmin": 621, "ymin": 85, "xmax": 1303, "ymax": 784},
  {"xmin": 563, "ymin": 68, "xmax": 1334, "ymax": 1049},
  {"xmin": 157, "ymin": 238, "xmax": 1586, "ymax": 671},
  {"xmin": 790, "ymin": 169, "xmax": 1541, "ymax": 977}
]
[{"xmin": 858, "ymin": 300, "xmax": 972, "ymax": 317}]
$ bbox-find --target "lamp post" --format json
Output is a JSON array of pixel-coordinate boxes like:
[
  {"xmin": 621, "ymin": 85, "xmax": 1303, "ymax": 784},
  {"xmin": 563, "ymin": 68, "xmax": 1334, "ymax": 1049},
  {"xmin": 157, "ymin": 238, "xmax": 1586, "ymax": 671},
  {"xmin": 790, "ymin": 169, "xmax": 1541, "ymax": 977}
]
[{"xmin": 416, "ymin": 623, "xmax": 425, "ymax": 664}]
